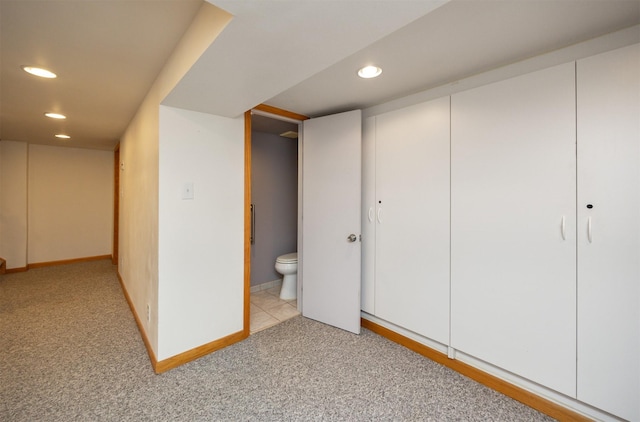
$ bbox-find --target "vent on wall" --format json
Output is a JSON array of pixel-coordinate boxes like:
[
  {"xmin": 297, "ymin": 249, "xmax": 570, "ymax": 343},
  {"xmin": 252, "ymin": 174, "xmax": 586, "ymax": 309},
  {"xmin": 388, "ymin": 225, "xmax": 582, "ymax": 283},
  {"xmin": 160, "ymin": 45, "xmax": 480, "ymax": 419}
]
[{"xmin": 279, "ymin": 131, "xmax": 298, "ymax": 139}]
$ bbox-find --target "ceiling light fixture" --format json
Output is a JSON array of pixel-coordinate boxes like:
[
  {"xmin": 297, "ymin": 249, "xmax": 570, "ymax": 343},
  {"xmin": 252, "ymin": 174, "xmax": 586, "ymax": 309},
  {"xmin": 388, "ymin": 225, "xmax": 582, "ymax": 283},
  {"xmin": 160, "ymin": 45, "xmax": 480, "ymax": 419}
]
[
  {"xmin": 55, "ymin": 134, "xmax": 71, "ymax": 139},
  {"xmin": 22, "ymin": 66, "xmax": 57, "ymax": 79},
  {"xmin": 358, "ymin": 65, "xmax": 382, "ymax": 79},
  {"xmin": 45, "ymin": 112, "xmax": 66, "ymax": 119}
]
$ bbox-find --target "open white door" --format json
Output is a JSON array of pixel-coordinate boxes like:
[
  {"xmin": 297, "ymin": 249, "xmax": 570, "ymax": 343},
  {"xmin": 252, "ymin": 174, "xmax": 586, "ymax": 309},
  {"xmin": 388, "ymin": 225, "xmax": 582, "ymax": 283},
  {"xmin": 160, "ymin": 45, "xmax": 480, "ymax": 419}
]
[{"xmin": 301, "ymin": 109, "xmax": 361, "ymax": 334}]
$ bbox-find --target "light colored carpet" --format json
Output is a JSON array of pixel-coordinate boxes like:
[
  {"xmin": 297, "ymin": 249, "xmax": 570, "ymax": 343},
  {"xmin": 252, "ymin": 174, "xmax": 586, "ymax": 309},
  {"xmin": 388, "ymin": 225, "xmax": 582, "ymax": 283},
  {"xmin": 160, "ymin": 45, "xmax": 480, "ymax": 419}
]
[{"xmin": 0, "ymin": 260, "xmax": 555, "ymax": 421}]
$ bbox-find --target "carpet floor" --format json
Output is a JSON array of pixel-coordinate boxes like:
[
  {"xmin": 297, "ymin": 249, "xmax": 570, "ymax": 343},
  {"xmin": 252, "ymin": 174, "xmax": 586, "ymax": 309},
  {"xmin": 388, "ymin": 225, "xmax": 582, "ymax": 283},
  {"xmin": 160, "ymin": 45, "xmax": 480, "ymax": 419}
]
[{"xmin": 1, "ymin": 260, "xmax": 555, "ymax": 421}]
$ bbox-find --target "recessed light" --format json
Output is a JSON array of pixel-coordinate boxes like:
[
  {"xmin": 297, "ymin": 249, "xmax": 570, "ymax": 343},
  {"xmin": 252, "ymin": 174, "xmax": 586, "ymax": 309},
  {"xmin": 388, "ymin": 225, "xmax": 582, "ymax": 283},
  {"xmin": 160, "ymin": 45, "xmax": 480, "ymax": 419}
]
[
  {"xmin": 22, "ymin": 66, "xmax": 57, "ymax": 79},
  {"xmin": 45, "ymin": 112, "xmax": 66, "ymax": 119},
  {"xmin": 358, "ymin": 65, "xmax": 382, "ymax": 79},
  {"xmin": 55, "ymin": 134, "xmax": 71, "ymax": 139}
]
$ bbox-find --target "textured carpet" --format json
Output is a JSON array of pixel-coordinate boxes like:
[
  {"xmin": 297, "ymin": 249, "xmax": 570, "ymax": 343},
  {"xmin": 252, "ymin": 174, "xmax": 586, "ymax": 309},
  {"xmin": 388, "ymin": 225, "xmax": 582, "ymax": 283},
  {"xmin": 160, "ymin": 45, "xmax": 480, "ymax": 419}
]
[{"xmin": 1, "ymin": 260, "xmax": 555, "ymax": 421}]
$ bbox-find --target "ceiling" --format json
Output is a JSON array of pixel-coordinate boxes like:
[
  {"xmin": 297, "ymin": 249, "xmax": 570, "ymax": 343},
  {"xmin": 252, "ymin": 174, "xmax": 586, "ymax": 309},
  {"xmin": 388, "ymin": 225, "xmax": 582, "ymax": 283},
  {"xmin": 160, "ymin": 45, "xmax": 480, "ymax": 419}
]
[
  {"xmin": 0, "ymin": 0, "xmax": 203, "ymax": 150},
  {"xmin": 1, "ymin": 0, "xmax": 639, "ymax": 151},
  {"xmin": 252, "ymin": 114, "xmax": 298, "ymax": 138},
  {"xmin": 268, "ymin": 0, "xmax": 640, "ymax": 118}
]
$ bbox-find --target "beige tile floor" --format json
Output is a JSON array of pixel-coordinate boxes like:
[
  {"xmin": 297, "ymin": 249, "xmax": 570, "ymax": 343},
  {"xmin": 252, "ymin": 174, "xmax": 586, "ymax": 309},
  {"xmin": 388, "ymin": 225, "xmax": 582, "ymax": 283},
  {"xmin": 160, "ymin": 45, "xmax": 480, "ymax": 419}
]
[{"xmin": 250, "ymin": 286, "xmax": 300, "ymax": 333}]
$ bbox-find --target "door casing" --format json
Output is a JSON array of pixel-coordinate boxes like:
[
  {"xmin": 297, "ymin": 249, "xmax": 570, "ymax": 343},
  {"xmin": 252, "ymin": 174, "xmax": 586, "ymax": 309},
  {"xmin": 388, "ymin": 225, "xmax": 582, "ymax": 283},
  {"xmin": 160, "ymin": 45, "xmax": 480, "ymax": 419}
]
[{"xmin": 243, "ymin": 105, "xmax": 309, "ymax": 335}]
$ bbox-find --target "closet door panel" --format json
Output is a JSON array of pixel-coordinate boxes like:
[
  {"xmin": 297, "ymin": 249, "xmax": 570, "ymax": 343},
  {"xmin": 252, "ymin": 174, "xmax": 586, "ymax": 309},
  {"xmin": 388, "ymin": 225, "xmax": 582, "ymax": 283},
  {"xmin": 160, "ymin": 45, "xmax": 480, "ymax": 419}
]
[
  {"xmin": 451, "ymin": 63, "xmax": 577, "ymax": 396},
  {"xmin": 577, "ymin": 43, "xmax": 640, "ymax": 421},
  {"xmin": 375, "ymin": 96, "xmax": 450, "ymax": 344},
  {"xmin": 361, "ymin": 116, "xmax": 376, "ymax": 314}
]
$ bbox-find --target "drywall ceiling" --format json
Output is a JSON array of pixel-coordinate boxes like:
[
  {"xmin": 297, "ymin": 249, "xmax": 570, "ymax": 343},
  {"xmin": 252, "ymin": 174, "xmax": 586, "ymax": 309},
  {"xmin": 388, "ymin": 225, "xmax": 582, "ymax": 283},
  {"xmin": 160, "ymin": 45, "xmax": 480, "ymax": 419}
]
[
  {"xmin": 252, "ymin": 114, "xmax": 298, "ymax": 137},
  {"xmin": 1, "ymin": 0, "xmax": 639, "ymax": 150},
  {"xmin": 0, "ymin": 0, "xmax": 203, "ymax": 150},
  {"xmin": 266, "ymin": 0, "xmax": 640, "ymax": 117},
  {"xmin": 162, "ymin": 0, "xmax": 448, "ymax": 117}
]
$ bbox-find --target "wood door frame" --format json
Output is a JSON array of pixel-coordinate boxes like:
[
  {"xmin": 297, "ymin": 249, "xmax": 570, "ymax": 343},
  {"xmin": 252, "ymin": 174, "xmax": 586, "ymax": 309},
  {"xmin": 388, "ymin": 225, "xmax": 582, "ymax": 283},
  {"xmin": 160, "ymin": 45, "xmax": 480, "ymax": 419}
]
[
  {"xmin": 113, "ymin": 143, "xmax": 120, "ymax": 267},
  {"xmin": 243, "ymin": 105, "xmax": 309, "ymax": 334}
]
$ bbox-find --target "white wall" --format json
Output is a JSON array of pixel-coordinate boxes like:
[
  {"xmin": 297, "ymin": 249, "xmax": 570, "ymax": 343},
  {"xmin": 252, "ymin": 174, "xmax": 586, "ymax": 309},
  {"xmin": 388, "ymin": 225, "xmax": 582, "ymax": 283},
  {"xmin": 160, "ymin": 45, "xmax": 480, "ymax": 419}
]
[
  {"xmin": 0, "ymin": 141, "xmax": 28, "ymax": 269},
  {"xmin": 119, "ymin": 96, "xmax": 162, "ymax": 352},
  {"xmin": 0, "ymin": 141, "xmax": 111, "ymax": 268},
  {"xmin": 27, "ymin": 145, "xmax": 113, "ymax": 264},
  {"xmin": 118, "ymin": 2, "xmax": 232, "ymax": 358},
  {"xmin": 157, "ymin": 105, "xmax": 244, "ymax": 360}
]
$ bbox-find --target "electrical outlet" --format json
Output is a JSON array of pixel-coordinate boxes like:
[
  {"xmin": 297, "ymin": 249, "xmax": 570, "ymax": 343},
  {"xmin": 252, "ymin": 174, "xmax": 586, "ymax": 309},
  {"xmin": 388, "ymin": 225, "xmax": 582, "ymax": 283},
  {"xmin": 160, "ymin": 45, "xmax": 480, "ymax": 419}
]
[{"xmin": 146, "ymin": 304, "xmax": 150, "ymax": 322}]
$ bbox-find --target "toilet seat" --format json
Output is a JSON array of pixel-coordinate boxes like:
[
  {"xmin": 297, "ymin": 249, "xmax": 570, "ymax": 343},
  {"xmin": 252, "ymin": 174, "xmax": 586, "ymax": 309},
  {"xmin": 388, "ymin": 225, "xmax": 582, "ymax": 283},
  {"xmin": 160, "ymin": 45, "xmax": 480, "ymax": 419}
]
[{"xmin": 276, "ymin": 253, "xmax": 297, "ymax": 264}]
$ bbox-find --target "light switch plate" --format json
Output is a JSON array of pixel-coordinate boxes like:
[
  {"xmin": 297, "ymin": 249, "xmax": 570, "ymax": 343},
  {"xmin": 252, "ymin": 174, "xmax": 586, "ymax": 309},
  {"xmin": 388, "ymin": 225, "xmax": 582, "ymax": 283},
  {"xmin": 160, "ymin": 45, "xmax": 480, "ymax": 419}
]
[{"xmin": 182, "ymin": 182, "xmax": 194, "ymax": 200}]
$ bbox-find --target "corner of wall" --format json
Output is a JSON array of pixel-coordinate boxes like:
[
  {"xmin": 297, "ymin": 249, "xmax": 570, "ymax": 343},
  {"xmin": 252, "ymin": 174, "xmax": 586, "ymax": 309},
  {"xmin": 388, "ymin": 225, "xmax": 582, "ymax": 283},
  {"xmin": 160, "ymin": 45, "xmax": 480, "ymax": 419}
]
[{"xmin": 117, "ymin": 3, "xmax": 233, "ymax": 364}]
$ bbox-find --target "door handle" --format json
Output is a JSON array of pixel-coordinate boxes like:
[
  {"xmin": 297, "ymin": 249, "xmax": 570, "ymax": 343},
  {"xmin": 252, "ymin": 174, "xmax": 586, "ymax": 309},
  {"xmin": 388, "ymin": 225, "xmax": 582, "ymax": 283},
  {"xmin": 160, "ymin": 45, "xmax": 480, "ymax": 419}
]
[
  {"xmin": 587, "ymin": 217, "xmax": 592, "ymax": 243},
  {"xmin": 250, "ymin": 204, "xmax": 255, "ymax": 245},
  {"xmin": 560, "ymin": 216, "xmax": 566, "ymax": 240},
  {"xmin": 377, "ymin": 208, "xmax": 383, "ymax": 224},
  {"xmin": 347, "ymin": 234, "xmax": 357, "ymax": 242},
  {"xmin": 368, "ymin": 207, "xmax": 374, "ymax": 223}
]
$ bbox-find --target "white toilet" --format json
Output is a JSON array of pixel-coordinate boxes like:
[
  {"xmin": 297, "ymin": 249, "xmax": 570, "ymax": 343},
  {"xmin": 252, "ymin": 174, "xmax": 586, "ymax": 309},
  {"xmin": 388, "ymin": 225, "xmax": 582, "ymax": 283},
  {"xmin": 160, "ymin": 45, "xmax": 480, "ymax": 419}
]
[{"xmin": 275, "ymin": 252, "xmax": 298, "ymax": 300}]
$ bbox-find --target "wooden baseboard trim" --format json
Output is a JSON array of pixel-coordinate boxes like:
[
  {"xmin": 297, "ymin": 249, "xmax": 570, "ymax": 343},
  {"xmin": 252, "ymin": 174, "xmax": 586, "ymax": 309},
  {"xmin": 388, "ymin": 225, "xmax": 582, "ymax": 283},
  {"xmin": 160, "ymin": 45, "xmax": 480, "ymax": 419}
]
[
  {"xmin": 116, "ymin": 271, "xmax": 248, "ymax": 374},
  {"xmin": 4, "ymin": 267, "xmax": 28, "ymax": 273},
  {"xmin": 116, "ymin": 271, "xmax": 159, "ymax": 372},
  {"xmin": 28, "ymin": 254, "xmax": 112, "ymax": 269},
  {"xmin": 360, "ymin": 318, "xmax": 590, "ymax": 422},
  {"xmin": 155, "ymin": 329, "xmax": 248, "ymax": 374},
  {"xmin": 1, "ymin": 255, "xmax": 111, "ymax": 274}
]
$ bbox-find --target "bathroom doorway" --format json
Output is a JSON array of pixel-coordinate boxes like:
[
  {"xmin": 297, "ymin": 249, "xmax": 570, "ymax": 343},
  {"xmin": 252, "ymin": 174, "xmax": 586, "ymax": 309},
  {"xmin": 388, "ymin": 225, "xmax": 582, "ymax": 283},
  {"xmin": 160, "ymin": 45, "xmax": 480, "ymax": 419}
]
[{"xmin": 248, "ymin": 107, "xmax": 306, "ymax": 333}]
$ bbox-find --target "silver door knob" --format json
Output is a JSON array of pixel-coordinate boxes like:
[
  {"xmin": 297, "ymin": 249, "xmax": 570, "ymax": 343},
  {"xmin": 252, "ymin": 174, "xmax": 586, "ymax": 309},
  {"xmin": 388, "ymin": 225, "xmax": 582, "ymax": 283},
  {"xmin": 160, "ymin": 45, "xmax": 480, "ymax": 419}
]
[{"xmin": 347, "ymin": 234, "xmax": 357, "ymax": 242}]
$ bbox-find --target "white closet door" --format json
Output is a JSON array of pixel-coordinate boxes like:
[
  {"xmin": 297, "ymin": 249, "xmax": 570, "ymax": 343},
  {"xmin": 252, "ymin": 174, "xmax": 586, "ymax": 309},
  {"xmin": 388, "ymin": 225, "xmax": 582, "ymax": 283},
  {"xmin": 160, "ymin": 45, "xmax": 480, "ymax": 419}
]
[
  {"xmin": 375, "ymin": 97, "xmax": 450, "ymax": 344},
  {"xmin": 361, "ymin": 116, "xmax": 376, "ymax": 314},
  {"xmin": 577, "ymin": 43, "xmax": 640, "ymax": 421},
  {"xmin": 451, "ymin": 63, "xmax": 577, "ymax": 396}
]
